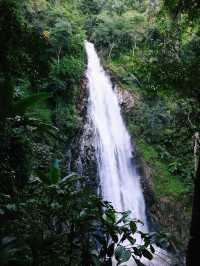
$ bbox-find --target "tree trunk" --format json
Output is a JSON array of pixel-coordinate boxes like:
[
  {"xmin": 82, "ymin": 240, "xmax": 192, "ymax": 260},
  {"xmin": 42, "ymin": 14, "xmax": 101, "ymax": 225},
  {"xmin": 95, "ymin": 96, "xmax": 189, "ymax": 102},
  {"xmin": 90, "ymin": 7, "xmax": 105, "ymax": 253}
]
[{"xmin": 186, "ymin": 159, "xmax": 200, "ymax": 265}]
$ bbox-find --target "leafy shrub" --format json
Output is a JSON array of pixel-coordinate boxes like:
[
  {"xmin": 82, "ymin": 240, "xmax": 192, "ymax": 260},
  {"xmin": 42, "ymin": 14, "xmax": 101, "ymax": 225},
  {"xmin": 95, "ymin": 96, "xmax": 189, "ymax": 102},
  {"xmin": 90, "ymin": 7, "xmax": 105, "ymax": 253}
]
[{"xmin": 0, "ymin": 170, "xmax": 155, "ymax": 266}]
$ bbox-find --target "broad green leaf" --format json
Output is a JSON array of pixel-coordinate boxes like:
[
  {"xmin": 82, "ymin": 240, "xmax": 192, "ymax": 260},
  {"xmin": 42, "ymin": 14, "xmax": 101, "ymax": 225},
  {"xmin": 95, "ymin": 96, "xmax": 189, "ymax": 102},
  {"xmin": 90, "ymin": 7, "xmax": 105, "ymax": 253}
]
[
  {"xmin": 115, "ymin": 246, "xmax": 131, "ymax": 263},
  {"xmin": 115, "ymin": 246, "xmax": 124, "ymax": 261},
  {"xmin": 130, "ymin": 221, "xmax": 137, "ymax": 234},
  {"xmin": 102, "ymin": 209, "xmax": 115, "ymax": 224}
]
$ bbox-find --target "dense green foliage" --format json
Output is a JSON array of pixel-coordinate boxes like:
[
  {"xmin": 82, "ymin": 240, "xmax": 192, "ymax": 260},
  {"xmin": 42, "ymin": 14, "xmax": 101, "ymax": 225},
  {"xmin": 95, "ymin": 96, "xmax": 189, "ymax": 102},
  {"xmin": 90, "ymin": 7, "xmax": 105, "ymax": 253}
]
[
  {"xmin": 1, "ymin": 0, "xmax": 199, "ymax": 264},
  {"xmin": 0, "ymin": 0, "xmax": 85, "ymax": 194},
  {"xmin": 78, "ymin": 0, "xmax": 200, "ymax": 254},
  {"xmin": 0, "ymin": 0, "xmax": 156, "ymax": 265},
  {"xmin": 0, "ymin": 171, "xmax": 155, "ymax": 266}
]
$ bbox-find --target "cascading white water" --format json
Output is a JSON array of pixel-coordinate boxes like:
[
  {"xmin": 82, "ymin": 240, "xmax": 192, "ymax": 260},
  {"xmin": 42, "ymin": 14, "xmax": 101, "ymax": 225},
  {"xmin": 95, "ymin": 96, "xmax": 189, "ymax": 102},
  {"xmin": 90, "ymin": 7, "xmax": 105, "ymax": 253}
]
[
  {"xmin": 85, "ymin": 41, "xmax": 171, "ymax": 265},
  {"xmin": 85, "ymin": 41, "xmax": 148, "ymax": 229}
]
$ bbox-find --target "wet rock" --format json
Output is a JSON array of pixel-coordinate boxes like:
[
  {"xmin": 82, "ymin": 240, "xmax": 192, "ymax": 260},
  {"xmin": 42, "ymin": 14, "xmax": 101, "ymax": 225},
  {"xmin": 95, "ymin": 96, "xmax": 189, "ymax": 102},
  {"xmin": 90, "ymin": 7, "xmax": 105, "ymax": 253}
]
[{"xmin": 115, "ymin": 86, "xmax": 135, "ymax": 112}]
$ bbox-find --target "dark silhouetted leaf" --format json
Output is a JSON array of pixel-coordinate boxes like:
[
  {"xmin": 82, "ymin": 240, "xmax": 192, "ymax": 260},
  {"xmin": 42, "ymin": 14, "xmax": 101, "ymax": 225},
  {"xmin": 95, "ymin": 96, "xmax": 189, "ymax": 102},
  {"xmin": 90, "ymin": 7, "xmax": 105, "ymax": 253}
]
[
  {"xmin": 130, "ymin": 221, "xmax": 137, "ymax": 234},
  {"xmin": 142, "ymin": 248, "xmax": 153, "ymax": 260},
  {"xmin": 107, "ymin": 243, "xmax": 115, "ymax": 257}
]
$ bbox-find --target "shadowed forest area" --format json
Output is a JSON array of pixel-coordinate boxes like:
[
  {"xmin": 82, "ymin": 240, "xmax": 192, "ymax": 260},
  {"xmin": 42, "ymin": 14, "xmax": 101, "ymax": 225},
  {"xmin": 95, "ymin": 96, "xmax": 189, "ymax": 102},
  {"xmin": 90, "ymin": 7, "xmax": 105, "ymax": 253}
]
[{"xmin": 0, "ymin": 0, "xmax": 200, "ymax": 265}]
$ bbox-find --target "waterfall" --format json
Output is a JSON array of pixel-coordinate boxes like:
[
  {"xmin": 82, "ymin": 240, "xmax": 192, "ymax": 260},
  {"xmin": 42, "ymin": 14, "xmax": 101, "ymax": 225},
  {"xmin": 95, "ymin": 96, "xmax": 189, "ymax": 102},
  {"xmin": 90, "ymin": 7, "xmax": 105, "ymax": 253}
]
[
  {"xmin": 85, "ymin": 41, "xmax": 171, "ymax": 265},
  {"xmin": 85, "ymin": 41, "xmax": 148, "ymax": 228}
]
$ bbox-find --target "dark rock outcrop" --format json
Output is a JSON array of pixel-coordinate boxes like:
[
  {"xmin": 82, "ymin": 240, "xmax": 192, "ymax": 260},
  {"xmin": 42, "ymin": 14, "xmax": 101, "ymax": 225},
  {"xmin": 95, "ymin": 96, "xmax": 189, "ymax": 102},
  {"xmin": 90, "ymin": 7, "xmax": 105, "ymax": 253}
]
[{"xmin": 66, "ymin": 77, "xmax": 98, "ymax": 191}]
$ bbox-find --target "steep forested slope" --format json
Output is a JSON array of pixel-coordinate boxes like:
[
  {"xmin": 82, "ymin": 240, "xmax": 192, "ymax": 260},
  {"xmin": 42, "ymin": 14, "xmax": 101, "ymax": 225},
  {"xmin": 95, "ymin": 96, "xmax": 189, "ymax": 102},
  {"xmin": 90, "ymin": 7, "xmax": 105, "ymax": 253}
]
[
  {"xmin": 0, "ymin": 0, "xmax": 85, "ymax": 183},
  {"xmin": 0, "ymin": 0, "xmax": 200, "ymax": 265},
  {"xmin": 82, "ymin": 0, "xmax": 200, "ymax": 253}
]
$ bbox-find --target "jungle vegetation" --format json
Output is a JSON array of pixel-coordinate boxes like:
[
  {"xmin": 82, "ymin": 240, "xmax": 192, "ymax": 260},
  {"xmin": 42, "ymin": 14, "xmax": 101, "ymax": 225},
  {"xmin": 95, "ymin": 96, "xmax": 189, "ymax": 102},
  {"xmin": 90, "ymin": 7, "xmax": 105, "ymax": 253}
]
[{"xmin": 0, "ymin": 0, "xmax": 200, "ymax": 265}]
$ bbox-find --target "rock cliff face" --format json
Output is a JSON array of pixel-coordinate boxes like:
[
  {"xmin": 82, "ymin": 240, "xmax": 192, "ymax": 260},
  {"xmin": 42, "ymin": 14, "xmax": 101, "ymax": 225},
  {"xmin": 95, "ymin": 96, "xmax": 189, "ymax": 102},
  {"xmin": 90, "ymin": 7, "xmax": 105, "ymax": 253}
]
[
  {"xmin": 66, "ymin": 77, "xmax": 98, "ymax": 191},
  {"xmin": 115, "ymin": 86, "xmax": 135, "ymax": 112}
]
